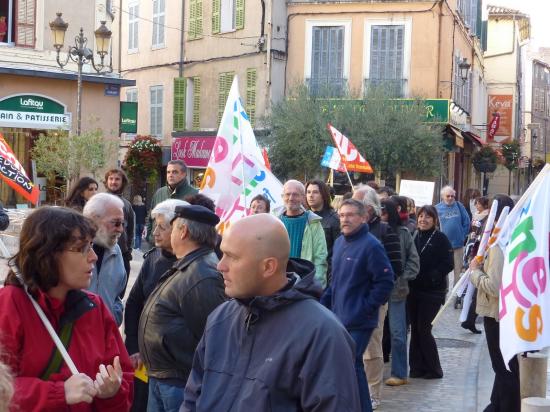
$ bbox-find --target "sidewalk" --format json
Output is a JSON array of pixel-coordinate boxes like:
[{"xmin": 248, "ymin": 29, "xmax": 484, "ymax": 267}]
[{"xmin": 378, "ymin": 304, "xmax": 492, "ymax": 411}]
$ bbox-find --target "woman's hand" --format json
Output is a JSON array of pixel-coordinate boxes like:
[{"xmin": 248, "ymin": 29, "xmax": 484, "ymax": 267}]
[
  {"xmin": 469, "ymin": 257, "xmax": 482, "ymax": 271},
  {"xmin": 64, "ymin": 373, "xmax": 97, "ymax": 404},
  {"xmin": 129, "ymin": 352, "xmax": 143, "ymax": 370},
  {"xmin": 93, "ymin": 356, "xmax": 123, "ymax": 399}
]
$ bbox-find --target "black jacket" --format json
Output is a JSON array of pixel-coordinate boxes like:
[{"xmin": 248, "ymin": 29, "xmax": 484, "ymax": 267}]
[
  {"xmin": 0, "ymin": 202, "xmax": 9, "ymax": 231},
  {"xmin": 314, "ymin": 207, "xmax": 340, "ymax": 284},
  {"xmin": 138, "ymin": 247, "xmax": 226, "ymax": 382},
  {"xmin": 369, "ymin": 217, "xmax": 403, "ymax": 278},
  {"xmin": 182, "ymin": 258, "xmax": 360, "ymax": 412},
  {"xmin": 409, "ymin": 229, "xmax": 454, "ymax": 301},
  {"xmin": 124, "ymin": 248, "xmax": 177, "ymax": 355}
]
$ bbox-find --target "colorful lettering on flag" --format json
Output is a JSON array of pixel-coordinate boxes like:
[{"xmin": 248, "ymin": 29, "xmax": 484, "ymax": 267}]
[
  {"xmin": 498, "ymin": 164, "xmax": 550, "ymax": 365},
  {"xmin": 0, "ymin": 133, "xmax": 39, "ymax": 205},
  {"xmin": 200, "ymin": 76, "xmax": 283, "ymax": 233},
  {"xmin": 327, "ymin": 123, "xmax": 373, "ymax": 174},
  {"xmin": 320, "ymin": 146, "xmax": 345, "ymax": 172}
]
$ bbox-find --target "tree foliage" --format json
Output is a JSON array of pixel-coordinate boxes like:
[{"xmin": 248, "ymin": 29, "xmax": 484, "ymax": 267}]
[
  {"xmin": 31, "ymin": 128, "xmax": 117, "ymax": 184},
  {"xmin": 500, "ymin": 140, "xmax": 521, "ymax": 171},
  {"xmin": 260, "ymin": 85, "xmax": 444, "ymax": 181},
  {"xmin": 123, "ymin": 135, "xmax": 162, "ymax": 194}
]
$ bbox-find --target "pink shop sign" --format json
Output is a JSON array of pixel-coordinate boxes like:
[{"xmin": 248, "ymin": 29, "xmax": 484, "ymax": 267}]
[{"xmin": 171, "ymin": 137, "xmax": 215, "ymax": 168}]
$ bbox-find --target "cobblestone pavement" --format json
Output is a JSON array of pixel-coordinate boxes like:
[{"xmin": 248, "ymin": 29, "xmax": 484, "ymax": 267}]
[{"xmin": 378, "ymin": 301, "xmax": 490, "ymax": 412}]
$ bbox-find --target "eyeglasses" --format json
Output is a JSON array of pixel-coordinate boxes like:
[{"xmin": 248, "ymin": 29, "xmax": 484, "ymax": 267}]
[
  {"xmin": 110, "ymin": 220, "xmax": 127, "ymax": 228},
  {"xmin": 66, "ymin": 242, "xmax": 94, "ymax": 256},
  {"xmin": 445, "ymin": 195, "xmax": 456, "ymax": 198},
  {"xmin": 339, "ymin": 212, "xmax": 360, "ymax": 219}
]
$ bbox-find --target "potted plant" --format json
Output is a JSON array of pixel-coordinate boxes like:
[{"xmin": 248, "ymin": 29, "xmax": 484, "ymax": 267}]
[
  {"xmin": 472, "ymin": 146, "xmax": 498, "ymax": 173},
  {"xmin": 123, "ymin": 135, "xmax": 162, "ymax": 195}
]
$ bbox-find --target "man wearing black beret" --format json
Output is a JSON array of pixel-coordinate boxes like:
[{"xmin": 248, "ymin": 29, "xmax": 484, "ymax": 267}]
[{"xmin": 138, "ymin": 204, "xmax": 227, "ymax": 411}]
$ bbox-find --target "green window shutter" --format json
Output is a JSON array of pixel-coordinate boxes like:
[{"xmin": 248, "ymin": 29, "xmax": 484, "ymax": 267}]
[
  {"xmin": 235, "ymin": 0, "xmax": 245, "ymax": 30},
  {"xmin": 189, "ymin": 0, "xmax": 196, "ymax": 40},
  {"xmin": 218, "ymin": 72, "xmax": 234, "ymax": 124},
  {"xmin": 173, "ymin": 77, "xmax": 186, "ymax": 131},
  {"xmin": 196, "ymin": 0, "xmax": 203, "ymax": 38},
  {"xmin": 212, "ymin": 0, "xmax": 221, "ymax": 34},
  {"xmin": 193, "ymin": 77, "xmax": 201, "ymax": 130},
  {"xmin": 246, "ymin": 68, "xmax": 256, "ymax": 128}
]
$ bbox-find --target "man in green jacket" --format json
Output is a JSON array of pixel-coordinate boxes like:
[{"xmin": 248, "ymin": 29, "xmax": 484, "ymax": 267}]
[
  {"xmin": 273, "ymin": 180, "xmax": 328, "ymax": 287},
  {"xmin": 146, "ymin": 160, "xmax": 198, "ymax": 242}
]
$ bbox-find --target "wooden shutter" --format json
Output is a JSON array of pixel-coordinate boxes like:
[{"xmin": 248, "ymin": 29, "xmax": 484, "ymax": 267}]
[
  {"xmin": 369, "ymin": 25, "xmax": 404, "ymax": 96},
  {"xmin": 235, "ymin": 0, "xmax": 245, "ymax": 30},
  {"xmin": 16, "ymin": 0, "xmax": 35, "ymax": 48},
  {"xmin": 246, "ymin": 69, "xmax": 256, "ymax": 127},
  {"xmin": 218, "ymin": 72, "xmax": 234, "ymax": 124},
  {"xmin": 196, "ymin": 0, "xmax": 203, "ymax": 38},
  {"xmin": 173, "ymin": 77, "xmax": 186, "ymax": 131},
  {"xmin": 192, "ymin": 77, "xmax": 201, "ymax": 130},
  {"xmin": 189, "ymin": 0, "xmax": 196, "ymax": 39},
  {"xmin": 212, "ymin": 0, "xmax": 221, "ymax": 34}
]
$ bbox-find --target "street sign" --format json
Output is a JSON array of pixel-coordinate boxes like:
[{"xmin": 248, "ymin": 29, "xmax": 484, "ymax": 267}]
[{"xmin": 120, "ymin": 102, "xmax": 138, "ymax": 133}]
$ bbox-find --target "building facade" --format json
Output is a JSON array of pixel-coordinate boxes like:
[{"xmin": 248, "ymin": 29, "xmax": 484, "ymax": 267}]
[
  {"xmin": 0, "ymin": 0, "xmax": 132, "ymax": 205},
  {"xmin": 118, "ymin": 0, "xmax": 287, "ymax": 184},
  {"xmin": 285, "ymin": 0, "xmax": 487, "ymax": 198}
]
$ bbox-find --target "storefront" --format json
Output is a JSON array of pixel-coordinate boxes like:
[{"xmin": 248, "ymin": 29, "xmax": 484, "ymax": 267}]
[{"xmin": 171, "ymin": 132, "xmax": 216, "ymax": 187}]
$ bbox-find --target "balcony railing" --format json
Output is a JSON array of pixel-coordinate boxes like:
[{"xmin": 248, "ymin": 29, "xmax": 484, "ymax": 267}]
[
  {"xmin": 306, "ymin": 77, "xmax": 348, "ymax": 98},
  {"xmin": 364, "ymin": 78, "xmax": 408, "ymax": 98}
]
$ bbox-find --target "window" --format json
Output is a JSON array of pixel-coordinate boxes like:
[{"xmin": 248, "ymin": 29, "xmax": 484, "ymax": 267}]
[
  {"xmin": 367, "ymin": 25, "xmax": 406, "ymax": 97},
  {"xmin": 218, "ymin": 72, "xmax": 234, "ymax": 124},
  {"xmin": 173, "ymin": 77, "xmax": 201, "ymax": 131},
  {"xmin": 458, "ymin": 0, "xmax": 479, "ymax": 35},
  {"xmin": 453, "ymin": 55, "xmax": 471, "ymax": 114},
  {"xmin": 1, "ymin": 0, "xmax": 35, "ymax": 46},
  {"xmin": 126, "ymin": 88, "xmax": 138, "ymax": 102},
  {"xmin": 192, "ymin": 77, "xmax": 201, "ymax": 130},
  {"xmin": 173, "ymin": 78, "xmax": 186, "ymax": 131},
  {"xmin": 152, "ymin": 0, "xmax": 165, "ymax": 48},
  {"xmin": 308, "ymin": 26, "xmax": 345, "ymax": 97},
  {"xmin": 128, "ymin": 1, "xmax": 139, "ymax": 51},
  {"xmin": 150, "ymin": 85, "xmax": 163, "ymax": 137},
  {"xmin": 189, "ymin": 0, "xmax": 203, "ymax": 40},
  {"xmin": 246, "ymin": 69, "xmax": 256, "ymax": 127},
  {"xmin": 212, "ymin": 0, "xmax": 244, "ymax": 34}
]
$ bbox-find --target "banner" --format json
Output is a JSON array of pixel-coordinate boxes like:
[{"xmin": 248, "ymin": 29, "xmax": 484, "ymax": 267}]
[
  {"xmin": 487, "ymin": 95, "xmax": 512, "ymax": 143},
  {"xmin": 327, "ymin": 123, "xmax": 373, "ymax": 173},
  {"xmin": 487, "ymin": 113, "xmax": 500, "ymax": 142},
  {"xmin": 0, "ymin": 133, "xmax": 40, "ymax": 205},
  {"xmin": 320, "ymin": 146, "xmax": 345, "ymax": 172},
  {"xmin": 200, "ymin": 77, "xmax": 283, "ymax": 232},
  {"xmin": 498, "ymin": 164, "xmax": 550, "ymax": 365}
]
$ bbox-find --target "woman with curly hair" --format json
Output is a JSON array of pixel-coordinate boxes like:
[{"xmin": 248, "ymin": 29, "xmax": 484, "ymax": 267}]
[{"xmin": 65, "ymin": 177, "xmax": 98, "ymax": 212}]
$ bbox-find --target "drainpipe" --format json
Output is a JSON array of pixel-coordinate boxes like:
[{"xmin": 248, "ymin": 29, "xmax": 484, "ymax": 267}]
[
  {"xmin": 118, "ymin": 0, "xmax": 122, "ymax": 73},
  {"xmin": 436, "ymin": 0, "xmax": 443, "ymax": 97},
  {"xmin": 179, "ymin": 1, "xmax": 185, "ymax": 77}
]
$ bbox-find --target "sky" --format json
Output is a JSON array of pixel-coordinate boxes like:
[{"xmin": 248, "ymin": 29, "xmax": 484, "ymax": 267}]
[{"xmin": 486, "ymin": 0, "xmax": 550, "ymax": 48}]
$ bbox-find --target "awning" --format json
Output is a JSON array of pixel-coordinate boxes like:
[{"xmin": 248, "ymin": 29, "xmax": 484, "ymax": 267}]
[
  {"xmin": 462, "ymin": 131, "xmax": 484, "ymax": 146},
  {"xmin": 446, "ymin": 125, "xmax": 464, "ymax": 148}
]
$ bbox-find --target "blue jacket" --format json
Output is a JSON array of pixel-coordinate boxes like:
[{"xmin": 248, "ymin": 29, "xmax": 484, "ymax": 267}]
[
  {"xmin": 321, "ymin": 224, "xmax": 395, "ymax": 330},
  {"xmin": 88, "ymin": 244, "xmax": 126, "ymax": 326},
  {"xmin": 182, "ymin": 258, "xmax": 360, "ymax": 412},
  {"xmin": 435, "ymin": 201, "xmax": 470, "ymax": 248}
]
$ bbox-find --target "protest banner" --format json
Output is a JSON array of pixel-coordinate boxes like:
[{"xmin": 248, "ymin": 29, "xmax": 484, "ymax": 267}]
[
  {"xmin": 399, "ymin": 179, "xmax": 435, "ymax": 207},
  {"xmin": 200, "ymin": 77, "xmax": 283, "ymax": 232},
  {"xmin": 327, "ymin": 124, "xmax": 373, "ymax": 174},
  {"xmin": 320, "ymin": 146, "xmax": 345, "ymax": 172},
  {"xmin": 498, "ymin": 164, "xmax": 550, "ymax": 365},
  {"xmin": 0, "ymin": 133, "xmax": 39, "ymax": 205}
]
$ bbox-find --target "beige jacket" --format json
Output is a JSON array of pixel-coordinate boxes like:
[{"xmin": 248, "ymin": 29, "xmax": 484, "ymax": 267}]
[{"xmin": 469, "ymin": 246, "xmax": 504, "ymax": 320}]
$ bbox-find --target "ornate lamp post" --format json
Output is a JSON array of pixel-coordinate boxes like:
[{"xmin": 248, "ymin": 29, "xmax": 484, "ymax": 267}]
[{"xmin": 49, "ymin": 12, "xmax": 112, "ymax": 136}]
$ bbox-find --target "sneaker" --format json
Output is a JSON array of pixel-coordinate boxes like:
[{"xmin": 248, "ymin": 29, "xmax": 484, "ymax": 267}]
[
  {"xmin": 371, "ymin": 398, "xmax": 381, "ymax": 410},
  {"xmin": 385, "ymin": 376, "xmax": 408, "ymax": 386}
]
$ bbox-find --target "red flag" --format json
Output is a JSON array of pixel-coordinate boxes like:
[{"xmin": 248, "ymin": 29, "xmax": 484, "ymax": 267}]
[
  {"xmin": 0, "ymin": 133, "xmax": 40, "ymax": 205},
  {"xmin": 487, "ymin": 113, "xmax": 500, "ymax": 142},
  {"xmin": 327, "ymin": 124, "xmax": 373, "ymax": 174},
  {"xmin": 262, "ymin": 148, "xmax": 271, "ymax": 171}
]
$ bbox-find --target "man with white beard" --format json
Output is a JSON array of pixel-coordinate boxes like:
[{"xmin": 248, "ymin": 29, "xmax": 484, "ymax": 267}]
[{"xmin": 83, "ymin": 193, "xmax": 127, "ymax": 326}]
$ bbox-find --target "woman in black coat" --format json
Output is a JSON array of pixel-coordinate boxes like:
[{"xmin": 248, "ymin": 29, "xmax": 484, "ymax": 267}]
[{"xmin": 407, "ymin": 205, "xmax": 454, "ymax": 379}]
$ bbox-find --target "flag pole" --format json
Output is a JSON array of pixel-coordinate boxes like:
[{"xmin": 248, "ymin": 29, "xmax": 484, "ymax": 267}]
[{"xmin": 343, "ymin": 162, "xmax": 355, "ymax": 193}]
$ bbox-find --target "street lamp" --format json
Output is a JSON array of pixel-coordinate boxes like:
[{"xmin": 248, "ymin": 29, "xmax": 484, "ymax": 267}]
[
  {"xmin": 458, "ymin": 58, "xmax": 471, "ymax": 84},
  {"xmin": 49, "ymin": 12, "xmax": 112, "ymax": 136}
]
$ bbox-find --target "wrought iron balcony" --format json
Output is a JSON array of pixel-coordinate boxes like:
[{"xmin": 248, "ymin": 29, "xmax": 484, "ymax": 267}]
[
  {"xmin": 306, "ymin": 77, "xmax": 348, "ymax": 98},
  {"xmin": 364, "ymin": 78, "xmax": 407, "ymax": 98}
]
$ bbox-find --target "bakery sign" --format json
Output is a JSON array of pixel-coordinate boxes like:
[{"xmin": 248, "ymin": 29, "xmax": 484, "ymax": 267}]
[
  {"xmin": 0, "ymin": 94, "xmax": 72, "ymax": 130},
  {"xmin": 171, "ymin": 136, "xmax": 215, "ymax": 168}
]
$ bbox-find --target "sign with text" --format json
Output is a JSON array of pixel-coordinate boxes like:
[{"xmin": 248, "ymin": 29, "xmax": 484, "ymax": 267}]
[
  {"xmin": 0, "ymin": 94, "xmax": 71, "ymax": 130},
  {"xmin": 172, "ymin": 136, "xmax": 215, "ymax": 168},
  {"xmin": 488, "ymin": 95, "xmax": 513, "ymax": 143},
  {"xmin": 399, "ymin": 179, "xmax": 435, "ymax": 207},
  {"xmin": 120, "ymin": 102, "xmax": 138, "ymax": 134}
]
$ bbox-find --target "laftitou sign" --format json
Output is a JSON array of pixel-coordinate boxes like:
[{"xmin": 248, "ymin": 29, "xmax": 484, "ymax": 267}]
[
  {"xmin": 0, "ymin": 94, "xmax": 72, "ymax": 130},
  {"xmin": 0, "ymin": 133, "xmax": 40, "ymax": 205}
]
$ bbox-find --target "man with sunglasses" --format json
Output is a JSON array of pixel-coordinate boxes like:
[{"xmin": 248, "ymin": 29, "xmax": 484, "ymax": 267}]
[{"xmin": 83, "ymin": 193, "xmax": 127, "ymax": 326}]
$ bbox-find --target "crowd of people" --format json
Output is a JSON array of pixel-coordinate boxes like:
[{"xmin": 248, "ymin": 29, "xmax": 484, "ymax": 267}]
[{"xmin": 0, "ymin": 160, "xmax": 520, "ymax": 412}]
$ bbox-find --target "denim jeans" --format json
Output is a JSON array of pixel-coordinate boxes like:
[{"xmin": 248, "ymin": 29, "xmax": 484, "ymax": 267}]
[
  {"xmin": 147, "ymin": 377, "xmax": 184, "ymax": 412},
  {"xmin": 348, "ymin": 328, "xmax": 374, "ymax": 412},
  {"xmin": 388, "ymin": 299, "xmax": 408, "ymax": 379},
  {"xmin": 135, "ymin": 223, "xmax": 145, "ymax": 250}
]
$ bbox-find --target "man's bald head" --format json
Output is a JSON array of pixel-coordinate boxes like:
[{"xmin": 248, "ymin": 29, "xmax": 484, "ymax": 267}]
[{"xmin": 218, "ymin": 214, "xmax": 290, "ymax": 298}]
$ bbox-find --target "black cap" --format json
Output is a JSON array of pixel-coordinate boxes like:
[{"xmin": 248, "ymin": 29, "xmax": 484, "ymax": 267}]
[{"xmin": 171, "ymin": 205, "xmax": 220, "ymax": 227}]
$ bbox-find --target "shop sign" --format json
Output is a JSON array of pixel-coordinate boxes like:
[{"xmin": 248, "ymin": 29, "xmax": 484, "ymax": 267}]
[
  {"xmin": 0, "ymin": 94, "xmax": 71, "ymax": 130},
  {"xmin": 120, "ymin": 102, "xmax": 138, "ymax": 133},
  {"xmin": 317, "ymin": 98, "xmax": 449, "ymax": 123},
  {"xmin": 487, "ymin": 95, "xmax": 513, "ymax": 143},
  {"xmin": 171, "ymin": 137, "xmax": 215, "ymax": 168}
]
